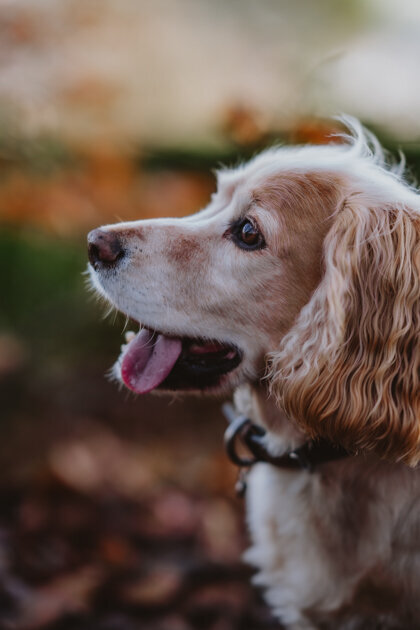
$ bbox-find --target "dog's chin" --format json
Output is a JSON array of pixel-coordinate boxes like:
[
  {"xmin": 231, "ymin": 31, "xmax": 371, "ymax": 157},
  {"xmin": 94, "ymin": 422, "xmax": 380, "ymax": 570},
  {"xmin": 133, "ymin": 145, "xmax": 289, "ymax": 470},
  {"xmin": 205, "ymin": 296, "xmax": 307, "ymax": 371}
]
[{"xmin": 113, "ymin": 325, "xmax": 244, "ymax": 396}]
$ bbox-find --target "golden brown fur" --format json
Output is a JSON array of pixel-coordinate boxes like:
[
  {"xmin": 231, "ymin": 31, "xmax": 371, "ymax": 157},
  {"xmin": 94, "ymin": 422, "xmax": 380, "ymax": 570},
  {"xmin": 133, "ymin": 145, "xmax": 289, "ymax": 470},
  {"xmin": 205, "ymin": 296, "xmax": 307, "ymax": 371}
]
[{"xmin": 269, "ymin": 198, "xmax": 420, "ymax": 465}]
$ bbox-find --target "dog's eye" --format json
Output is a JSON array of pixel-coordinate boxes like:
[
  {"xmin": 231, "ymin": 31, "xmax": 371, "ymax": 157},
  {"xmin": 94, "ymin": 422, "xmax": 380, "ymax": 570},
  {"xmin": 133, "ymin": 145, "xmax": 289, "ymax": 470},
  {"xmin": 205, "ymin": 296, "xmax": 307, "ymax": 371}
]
[
  {"xmin": 241, "ymin": 220, "xmax": 259, "ymax": 245},
  {"xmin": 231, "ymin": 219, "xmax": 265, "ymax": 251}
]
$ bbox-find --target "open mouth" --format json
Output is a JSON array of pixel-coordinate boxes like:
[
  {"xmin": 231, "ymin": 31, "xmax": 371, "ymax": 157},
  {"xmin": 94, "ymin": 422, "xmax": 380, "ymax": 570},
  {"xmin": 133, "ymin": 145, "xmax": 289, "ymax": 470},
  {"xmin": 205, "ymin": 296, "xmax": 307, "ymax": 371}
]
[{"xmin": 118, "ymin": 327, "xmax": 242, "ymax": 394}]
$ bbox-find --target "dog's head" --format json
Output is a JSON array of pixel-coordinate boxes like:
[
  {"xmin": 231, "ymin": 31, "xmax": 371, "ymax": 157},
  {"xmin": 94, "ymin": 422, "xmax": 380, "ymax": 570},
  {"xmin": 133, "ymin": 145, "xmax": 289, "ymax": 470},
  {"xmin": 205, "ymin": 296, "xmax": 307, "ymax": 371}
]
[{"xmin": 88, "ymin": 121, "xmax": 420, "ymax": 464}]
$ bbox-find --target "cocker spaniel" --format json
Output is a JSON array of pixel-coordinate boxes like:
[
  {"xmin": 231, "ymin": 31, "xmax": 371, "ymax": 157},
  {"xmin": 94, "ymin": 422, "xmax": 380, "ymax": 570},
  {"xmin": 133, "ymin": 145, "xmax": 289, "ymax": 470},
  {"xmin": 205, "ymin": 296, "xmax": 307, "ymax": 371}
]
[{"xmin": 87, "ymin": 119, "xmax": 420, "ymax": 630}]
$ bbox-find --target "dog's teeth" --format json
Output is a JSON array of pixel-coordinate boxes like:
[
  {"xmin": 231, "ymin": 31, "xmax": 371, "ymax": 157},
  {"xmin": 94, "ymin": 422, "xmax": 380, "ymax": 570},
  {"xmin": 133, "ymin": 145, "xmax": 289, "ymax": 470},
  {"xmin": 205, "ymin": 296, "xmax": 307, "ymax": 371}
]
[{"xmin": 125, "ymin": 331, "xmax": 136, "ymax": 342}]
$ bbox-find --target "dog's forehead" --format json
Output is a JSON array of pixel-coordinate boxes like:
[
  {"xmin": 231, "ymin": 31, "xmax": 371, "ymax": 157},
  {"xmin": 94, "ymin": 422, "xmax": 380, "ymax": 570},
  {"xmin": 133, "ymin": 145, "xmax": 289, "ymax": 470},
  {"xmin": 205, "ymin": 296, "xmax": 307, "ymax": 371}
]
[
  {"xmin": 216, "ymin": 147, "xmax": 298, "ymax": 200},
  {"xmin": 215, "ymin": 167, "xmax": 264, "ymax": 207}
]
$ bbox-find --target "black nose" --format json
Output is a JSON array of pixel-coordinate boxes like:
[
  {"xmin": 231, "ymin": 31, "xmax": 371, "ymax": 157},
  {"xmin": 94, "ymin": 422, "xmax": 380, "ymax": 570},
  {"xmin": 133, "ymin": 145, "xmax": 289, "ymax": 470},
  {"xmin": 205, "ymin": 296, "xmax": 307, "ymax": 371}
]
[{"xmin": 87, "ymin": 228, "xmax": 124, "ymax": 267}]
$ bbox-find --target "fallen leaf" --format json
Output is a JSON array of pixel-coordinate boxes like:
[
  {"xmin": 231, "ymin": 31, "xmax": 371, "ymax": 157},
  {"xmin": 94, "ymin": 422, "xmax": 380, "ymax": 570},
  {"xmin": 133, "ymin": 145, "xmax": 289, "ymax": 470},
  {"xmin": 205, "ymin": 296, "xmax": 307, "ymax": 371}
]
[{"xmin": 19, "ymin": 565, "xmax": 102, "ymax": 629}]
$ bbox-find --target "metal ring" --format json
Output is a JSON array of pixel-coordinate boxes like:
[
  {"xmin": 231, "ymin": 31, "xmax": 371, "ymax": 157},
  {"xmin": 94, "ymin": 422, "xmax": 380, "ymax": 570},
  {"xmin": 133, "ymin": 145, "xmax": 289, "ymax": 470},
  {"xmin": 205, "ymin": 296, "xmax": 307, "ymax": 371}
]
[{"xmin": 224, "ymin": 415, "xmax": 258, "ymax": 467}]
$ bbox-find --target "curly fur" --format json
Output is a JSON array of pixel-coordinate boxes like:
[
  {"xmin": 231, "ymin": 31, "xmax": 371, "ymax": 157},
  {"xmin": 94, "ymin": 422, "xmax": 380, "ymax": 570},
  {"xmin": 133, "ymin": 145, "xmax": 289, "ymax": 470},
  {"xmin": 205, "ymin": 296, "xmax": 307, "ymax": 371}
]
[{"xmin": 269, "ymin": 126, "xmax": 420, "ymax": 465}]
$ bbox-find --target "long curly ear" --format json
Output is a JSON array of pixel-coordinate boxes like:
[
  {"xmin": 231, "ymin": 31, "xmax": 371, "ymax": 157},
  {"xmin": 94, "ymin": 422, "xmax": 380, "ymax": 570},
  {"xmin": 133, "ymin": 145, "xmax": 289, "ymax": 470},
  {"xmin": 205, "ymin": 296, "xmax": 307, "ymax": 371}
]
[{"xmin": 269, "ymin": 199, "xmax": 420, "ymax": 465}]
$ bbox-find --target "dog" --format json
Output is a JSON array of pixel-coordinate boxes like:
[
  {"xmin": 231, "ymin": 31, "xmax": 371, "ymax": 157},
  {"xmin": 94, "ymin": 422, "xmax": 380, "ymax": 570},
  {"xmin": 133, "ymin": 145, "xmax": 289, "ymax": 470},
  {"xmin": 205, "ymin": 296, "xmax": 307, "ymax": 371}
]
[{"xmin": 87, "ymin": 119, "xmax": 420, "ymax": 630}]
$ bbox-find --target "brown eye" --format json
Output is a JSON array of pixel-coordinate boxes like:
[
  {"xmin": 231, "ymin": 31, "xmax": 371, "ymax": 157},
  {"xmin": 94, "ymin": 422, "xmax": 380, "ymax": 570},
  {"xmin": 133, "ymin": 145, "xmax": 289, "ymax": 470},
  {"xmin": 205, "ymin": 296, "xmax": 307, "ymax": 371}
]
[
  {"xmin": 240, "ymin": 220, "xmax": 259, "ymax": 245},
  {"xmin": 229, "ymin": 218, "xmax": 265, "ymax": 251}
]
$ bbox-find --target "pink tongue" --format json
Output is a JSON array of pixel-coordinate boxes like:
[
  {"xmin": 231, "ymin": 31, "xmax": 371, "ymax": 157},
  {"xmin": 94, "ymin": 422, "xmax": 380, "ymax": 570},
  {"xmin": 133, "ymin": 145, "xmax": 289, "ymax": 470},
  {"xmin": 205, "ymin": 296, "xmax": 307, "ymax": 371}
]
[{"xmin": 121, "ymin": 329, "xmax": 182, "ymax": 394}]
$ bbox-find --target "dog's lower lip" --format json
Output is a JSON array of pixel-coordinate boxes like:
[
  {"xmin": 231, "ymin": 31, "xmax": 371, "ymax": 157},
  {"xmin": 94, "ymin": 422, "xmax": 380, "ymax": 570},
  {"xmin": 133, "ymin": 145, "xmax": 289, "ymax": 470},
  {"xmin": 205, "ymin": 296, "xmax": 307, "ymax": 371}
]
[{"xmin": 189, "ymin": 342, "xmax": 226, "ymax": 354}]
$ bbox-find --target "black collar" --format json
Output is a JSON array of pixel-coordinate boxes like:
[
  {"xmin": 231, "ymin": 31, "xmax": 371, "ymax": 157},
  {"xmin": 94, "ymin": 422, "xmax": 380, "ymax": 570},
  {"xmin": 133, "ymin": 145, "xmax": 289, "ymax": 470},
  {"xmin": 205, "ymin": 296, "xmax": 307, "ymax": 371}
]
[{"xmin": 223, "ymin": 403, "xmax": 350, "ymax": 474}]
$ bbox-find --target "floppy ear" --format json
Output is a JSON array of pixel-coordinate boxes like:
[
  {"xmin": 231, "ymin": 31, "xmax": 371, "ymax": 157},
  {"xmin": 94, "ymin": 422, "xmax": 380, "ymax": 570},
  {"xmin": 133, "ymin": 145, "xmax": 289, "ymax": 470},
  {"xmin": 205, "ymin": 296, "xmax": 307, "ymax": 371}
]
[{"xmin": 269, "ymin": 198, "xmax": 420, "ymax": 465}]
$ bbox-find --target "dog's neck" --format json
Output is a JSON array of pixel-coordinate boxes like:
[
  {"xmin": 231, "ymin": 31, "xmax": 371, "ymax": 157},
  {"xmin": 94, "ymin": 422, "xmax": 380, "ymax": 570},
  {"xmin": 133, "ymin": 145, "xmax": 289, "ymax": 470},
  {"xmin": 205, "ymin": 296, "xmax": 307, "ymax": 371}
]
[{"xmin": 233, "ymin": 381, "xmax": 307, "ymax": 456}]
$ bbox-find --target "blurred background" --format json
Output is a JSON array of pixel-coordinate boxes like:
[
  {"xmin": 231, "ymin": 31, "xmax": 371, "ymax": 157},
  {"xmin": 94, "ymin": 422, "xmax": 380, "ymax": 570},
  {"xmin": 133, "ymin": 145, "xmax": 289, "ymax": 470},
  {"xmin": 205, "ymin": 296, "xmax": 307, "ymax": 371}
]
[{"xmin": 1, "ymin": 1, "xmax": 420, "ymax": 629}]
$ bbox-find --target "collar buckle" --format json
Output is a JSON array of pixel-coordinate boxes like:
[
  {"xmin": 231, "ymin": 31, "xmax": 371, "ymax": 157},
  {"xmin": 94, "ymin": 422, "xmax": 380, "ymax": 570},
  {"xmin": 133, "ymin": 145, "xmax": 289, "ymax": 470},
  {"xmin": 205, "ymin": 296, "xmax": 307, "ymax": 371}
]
[
  {"xmin": 222, "ymin": 402, "xmax": 349, "ymax": 480},
  {"xmin": 288, "ymin": 446, "xmax": 314, "ymax": 472}
]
